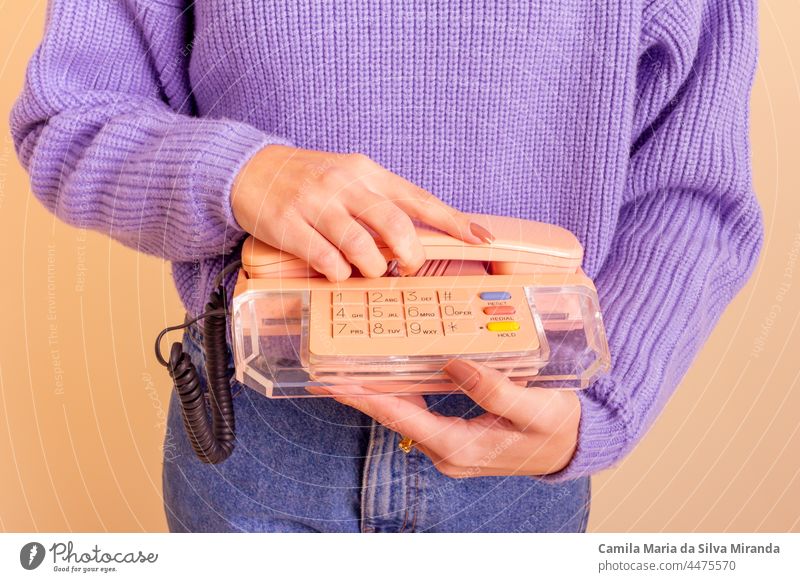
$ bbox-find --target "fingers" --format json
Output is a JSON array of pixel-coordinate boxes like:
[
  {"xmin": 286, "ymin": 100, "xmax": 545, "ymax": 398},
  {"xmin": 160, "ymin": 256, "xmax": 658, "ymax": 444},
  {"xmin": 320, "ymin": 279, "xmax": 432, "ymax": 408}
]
[
  {"xmin": 312, "ymin": 207, "xmax": 390, "ymax": 278},
  {"xmin": 442, "ymin": 359, "xmax": 572, "ymax": 431},
  {"xmin": 236, "ymin": 146, "xmax": 492, "ymax": 282},
  {"xmin": 371, "ymin": 171, "xmax": 490, "ymax": 245},
  {"xmin": 330, "ymin": 386, "xmax": 464, "ymax": 455},
  {"xmin": 343, "ymin": 189, "xmax": 426, "ymax": 275},
  {"xmin": 273, "ymin": 222, "xmax": 352, "ymax": 282}
]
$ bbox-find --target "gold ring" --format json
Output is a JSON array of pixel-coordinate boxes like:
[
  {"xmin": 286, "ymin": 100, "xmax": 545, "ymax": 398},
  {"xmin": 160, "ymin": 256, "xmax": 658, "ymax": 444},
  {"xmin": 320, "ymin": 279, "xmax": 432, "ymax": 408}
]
[{"xmin": 398, "ymin": 436, "xmax": 414, "ymax": 454}]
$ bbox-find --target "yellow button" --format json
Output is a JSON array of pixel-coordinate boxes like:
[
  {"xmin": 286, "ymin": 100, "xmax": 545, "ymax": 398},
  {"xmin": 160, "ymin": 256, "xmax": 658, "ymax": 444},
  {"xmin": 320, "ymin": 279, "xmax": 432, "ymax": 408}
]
[{"xmin": 487, "ymin": 321, "xmax": 520, "ymax": 332}]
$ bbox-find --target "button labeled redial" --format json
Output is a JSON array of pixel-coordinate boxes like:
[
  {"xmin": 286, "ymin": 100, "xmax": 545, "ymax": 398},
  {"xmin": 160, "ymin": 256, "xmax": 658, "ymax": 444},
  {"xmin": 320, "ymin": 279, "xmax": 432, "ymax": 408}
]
[
  {"xmin": 487, "ymin": 321, "xmax": 520, "ymax": 332},
  {"xmin": 483, "ymin": 305, "xmax": 515, "ymax": 315},
  {"xmin": 479, "ymin": 291, "xmax": 511, "ymax": 301}
]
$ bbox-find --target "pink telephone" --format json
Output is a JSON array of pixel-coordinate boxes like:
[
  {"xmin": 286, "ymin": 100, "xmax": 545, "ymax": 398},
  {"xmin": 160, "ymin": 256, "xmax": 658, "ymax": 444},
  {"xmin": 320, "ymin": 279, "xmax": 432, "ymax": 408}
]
[{"xmin": 230, "ymin": 213, "xmax": 610, "ymax": 398}]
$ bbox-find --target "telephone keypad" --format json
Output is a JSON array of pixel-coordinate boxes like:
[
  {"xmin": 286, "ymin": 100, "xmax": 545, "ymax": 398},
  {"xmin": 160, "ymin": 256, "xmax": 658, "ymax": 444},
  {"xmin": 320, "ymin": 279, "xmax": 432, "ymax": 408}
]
[{"xmin": 315, "ymin": 284, "xmax": 540, "ymax": 357}]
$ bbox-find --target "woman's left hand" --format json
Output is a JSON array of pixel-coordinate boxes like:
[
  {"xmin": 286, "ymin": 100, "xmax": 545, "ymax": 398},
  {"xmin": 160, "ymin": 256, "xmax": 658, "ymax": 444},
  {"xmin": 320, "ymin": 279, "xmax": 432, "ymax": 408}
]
[{"xmin": 331, "ymin": 359, "xmax": 581, "ymax": 478}]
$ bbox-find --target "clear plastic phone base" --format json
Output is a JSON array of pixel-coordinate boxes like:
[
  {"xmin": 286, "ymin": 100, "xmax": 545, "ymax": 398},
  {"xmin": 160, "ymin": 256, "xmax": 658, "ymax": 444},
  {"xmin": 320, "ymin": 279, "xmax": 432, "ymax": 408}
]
[{"xmin": 231, "ymin": 271, "xmax": 610, "ymax": 398}]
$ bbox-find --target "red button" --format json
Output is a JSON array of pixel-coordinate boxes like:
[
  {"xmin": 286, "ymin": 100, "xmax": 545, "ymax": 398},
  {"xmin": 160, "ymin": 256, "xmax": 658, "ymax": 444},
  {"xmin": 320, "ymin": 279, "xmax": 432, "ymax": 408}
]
[{"xmin": 483, "ymin": 306, "xmax": 515, "ymax": 315}]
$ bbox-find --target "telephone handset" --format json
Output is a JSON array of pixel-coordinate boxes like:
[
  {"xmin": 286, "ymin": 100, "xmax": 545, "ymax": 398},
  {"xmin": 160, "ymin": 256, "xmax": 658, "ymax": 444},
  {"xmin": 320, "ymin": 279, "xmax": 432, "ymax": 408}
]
[
  {"xmin": 232, "ymin": 213, "xmax": 610, "ymax": 398},
  {"xmin": 241, "ymin": 213, "xmax": 583, "ymax": 278}
]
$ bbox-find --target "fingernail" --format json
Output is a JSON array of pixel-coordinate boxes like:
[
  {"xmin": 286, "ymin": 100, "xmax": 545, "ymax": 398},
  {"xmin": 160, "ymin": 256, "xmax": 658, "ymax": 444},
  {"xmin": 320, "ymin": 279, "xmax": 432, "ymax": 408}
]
[
  {"xmin": 443, "ymin": 359, "xmax": 480, "ymax": 390},
  {"xmin": 469, "ymin": 222, "xmax": 495, "ymax": 244}
]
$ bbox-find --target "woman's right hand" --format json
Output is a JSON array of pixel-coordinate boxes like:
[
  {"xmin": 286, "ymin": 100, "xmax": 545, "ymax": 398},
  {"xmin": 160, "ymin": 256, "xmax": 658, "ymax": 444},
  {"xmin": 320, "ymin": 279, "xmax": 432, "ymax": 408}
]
[{"xmin": 230, "ymin": 145, "xmax": 494, "ymax": 281}]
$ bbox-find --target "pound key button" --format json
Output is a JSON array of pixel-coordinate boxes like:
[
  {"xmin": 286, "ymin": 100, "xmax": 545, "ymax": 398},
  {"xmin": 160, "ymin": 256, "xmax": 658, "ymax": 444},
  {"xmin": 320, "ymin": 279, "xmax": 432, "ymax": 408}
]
[
  {"xmin": 486, "ymin": 321, "xmax": 520, "ymax": 332},
  {"xmin": 479, "ymin": 291, "xmax": 511, "ymax": 301}
]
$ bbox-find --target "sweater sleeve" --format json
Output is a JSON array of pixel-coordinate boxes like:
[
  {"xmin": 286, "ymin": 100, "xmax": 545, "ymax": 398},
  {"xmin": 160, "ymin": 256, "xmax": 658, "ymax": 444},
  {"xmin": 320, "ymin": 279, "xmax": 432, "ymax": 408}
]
[
  {"xmin": 9, "ymin": 0, "xmax": 291, "ymax": 261},
  {"xmin": 541, "ymin": 0, "xmax": 763, "ymax": 481}
]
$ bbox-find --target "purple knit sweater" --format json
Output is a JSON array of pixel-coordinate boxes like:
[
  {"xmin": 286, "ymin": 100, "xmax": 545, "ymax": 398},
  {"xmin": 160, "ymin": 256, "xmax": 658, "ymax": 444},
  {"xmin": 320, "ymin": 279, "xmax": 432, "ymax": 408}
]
[{"xmin": 11, "ymin": 0, "xmax": 762, "ymax": 480}]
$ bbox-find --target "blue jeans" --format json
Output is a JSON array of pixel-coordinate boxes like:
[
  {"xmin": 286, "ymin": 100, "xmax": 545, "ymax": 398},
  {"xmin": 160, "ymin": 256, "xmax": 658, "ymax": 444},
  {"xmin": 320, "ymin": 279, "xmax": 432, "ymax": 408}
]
[{"xmin": 162, "ymin": 321, "xmax": 590, "ymax": 532}]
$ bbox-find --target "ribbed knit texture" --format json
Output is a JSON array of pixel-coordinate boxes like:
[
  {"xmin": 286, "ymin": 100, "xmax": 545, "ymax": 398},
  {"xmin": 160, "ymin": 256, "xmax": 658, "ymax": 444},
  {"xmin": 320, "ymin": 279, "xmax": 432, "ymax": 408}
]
[{"xmin": 10, "ymin": 0, "xmax": 762, "ymax": 480}]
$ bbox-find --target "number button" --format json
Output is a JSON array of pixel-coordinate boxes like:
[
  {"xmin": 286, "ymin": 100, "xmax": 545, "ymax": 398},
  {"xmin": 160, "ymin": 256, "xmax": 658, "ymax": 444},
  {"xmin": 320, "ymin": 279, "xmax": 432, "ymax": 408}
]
[
  {"xmin": 368, "ymin": 290, "xmax": 402, "ymax": 304},
  {"xmin": 403, "ymin": 290, "xmax": 436, "ymax": 303},
  {"xmin": 405, "ymin": 305, "xmax": 439, "ymax": 319},
  {"xmin": 407, "ymin": 321, "xmax": 443, "ymax": 337},
  {"xmin": 440, "ymin": 304, "xmax": 475, "ymax": 319},
  {"xmin": 333, "ymin": 305, "xmax": 366, "ymax": 320},
  {"xmin": 332, "ymin": 291, "xmax": 365, "ymax": 305},
  {"xmin": 370, "ymin": 321, "xmax": 406, "ymax": 337},
  {"xmin": 369, "ymin": 304, "xmax": 403, "ymax": 319},
  {"xmin": 333, "ymin": 322, "xmax": 368, "ymax": 337}
]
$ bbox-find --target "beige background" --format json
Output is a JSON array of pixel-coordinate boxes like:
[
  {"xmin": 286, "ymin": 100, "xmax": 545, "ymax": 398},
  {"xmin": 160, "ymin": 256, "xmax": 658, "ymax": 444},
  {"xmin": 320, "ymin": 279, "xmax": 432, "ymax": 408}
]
[{"xmin": 1, "ymin": 2, "xmax": 798, "ymax": 532}]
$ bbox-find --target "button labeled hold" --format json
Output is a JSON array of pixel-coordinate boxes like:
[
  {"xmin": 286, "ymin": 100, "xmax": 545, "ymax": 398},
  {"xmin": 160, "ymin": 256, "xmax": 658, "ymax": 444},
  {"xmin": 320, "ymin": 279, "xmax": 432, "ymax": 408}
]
[
  {"xmin": 479, "ymin": 291, "xmax": 511, "ymax": 301},
  {"xmin": 487, "ymin": 321, "xmax": 520, "ymax": 332}
]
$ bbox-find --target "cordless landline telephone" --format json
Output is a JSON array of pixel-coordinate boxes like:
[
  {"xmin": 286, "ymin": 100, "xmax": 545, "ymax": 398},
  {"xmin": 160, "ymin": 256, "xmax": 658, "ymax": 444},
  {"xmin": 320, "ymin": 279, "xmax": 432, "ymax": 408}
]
[{"xmin": 156, "ymin": 213, "xmax": 610, "ymax": 463}]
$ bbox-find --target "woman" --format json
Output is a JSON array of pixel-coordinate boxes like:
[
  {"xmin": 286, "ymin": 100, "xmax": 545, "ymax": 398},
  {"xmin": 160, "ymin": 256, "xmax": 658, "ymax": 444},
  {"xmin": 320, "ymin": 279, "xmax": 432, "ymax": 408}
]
[{"xmin": 11, "ymin": 0, "xmax": 762, "ymax": 532}]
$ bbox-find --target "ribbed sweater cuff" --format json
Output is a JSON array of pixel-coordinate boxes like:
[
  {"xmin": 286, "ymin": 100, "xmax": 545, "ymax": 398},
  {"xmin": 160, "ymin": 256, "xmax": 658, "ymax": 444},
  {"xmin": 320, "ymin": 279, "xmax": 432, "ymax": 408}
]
[
  {"xmin": 534, "ymin": 190, "xmax": 762, "ymax": 483},
  {"xmin": 184, "ymin": 119, "xmax": 293, "ymax": 249}
]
